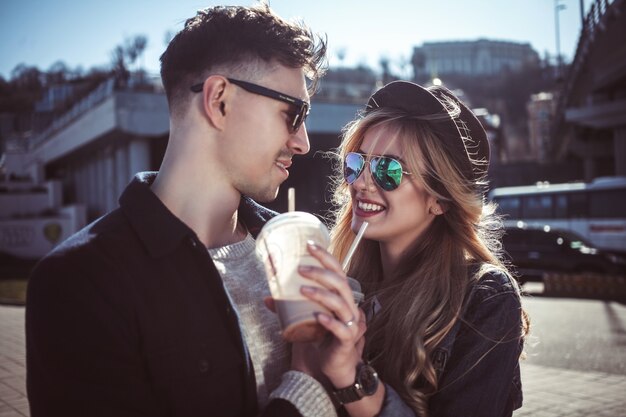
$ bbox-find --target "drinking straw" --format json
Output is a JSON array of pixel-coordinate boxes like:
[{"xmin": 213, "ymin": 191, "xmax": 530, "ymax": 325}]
[
  {"xmin": 263, "ymin": 239, "xmax": 278, "ymax": 278},
  {"xmin": 341, "ymin": 222, "xmax": 369, "ymax": 271},
  {"xmin": 288, "ymin": 187, "xmax": 295, "ymax": 212}
]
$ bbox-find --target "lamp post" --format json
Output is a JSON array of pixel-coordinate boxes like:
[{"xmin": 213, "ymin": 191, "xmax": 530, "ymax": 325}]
[
  {"xmin": 579, "ymin": 0, "xmax": 585, "ymax": 26},
  {"xmin": 555, "ymin": 0, "xmax": 567, "ymax": 78}
]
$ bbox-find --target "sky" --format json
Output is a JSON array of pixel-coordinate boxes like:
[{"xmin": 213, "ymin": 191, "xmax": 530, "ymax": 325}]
[{"xmin": 0, "ymin": 0, "xmax": 591, "ymax": 80}]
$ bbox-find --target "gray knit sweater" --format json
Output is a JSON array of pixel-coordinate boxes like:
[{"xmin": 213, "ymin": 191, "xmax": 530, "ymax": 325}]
[{"xmin": 209, "ymin": 233, "xmax": 337, "ymax": 417}]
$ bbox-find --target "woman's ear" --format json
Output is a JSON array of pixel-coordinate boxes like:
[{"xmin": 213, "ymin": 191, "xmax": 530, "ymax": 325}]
[
  {"xmin": 430, "ymin": 199, "xmax": 447, "ymax": 216},
  {"xmin": 201, "ymin": 76, "xmax": 229, "ymax": 130}
]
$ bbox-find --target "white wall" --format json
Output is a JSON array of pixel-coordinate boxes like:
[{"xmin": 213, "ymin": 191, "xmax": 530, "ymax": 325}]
[
  {"xmin": 0, "ymin": 205, "xmax": 86, "ymax": 259},
  {"xmin": 0, "ymin": 180, "xmax": 62, "ymax": 218}
]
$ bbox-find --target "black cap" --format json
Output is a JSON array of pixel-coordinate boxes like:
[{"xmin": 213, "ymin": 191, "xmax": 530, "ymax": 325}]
[{"xmin": 366, "ymin": 80, "xmax": 490, "ymax": 182}]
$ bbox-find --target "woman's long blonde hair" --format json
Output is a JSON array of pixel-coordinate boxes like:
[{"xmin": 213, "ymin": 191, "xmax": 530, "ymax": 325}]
[{"xmin": 330, "ymin": 107, "xmax": 528, "ymax": 416}]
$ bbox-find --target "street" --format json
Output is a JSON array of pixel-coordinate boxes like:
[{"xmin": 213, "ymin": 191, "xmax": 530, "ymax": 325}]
[
  {"xmin": 1, "ymin": 294, "xmax": 625, "ymax": 416},
  {"xmin": 514, "ymin": 293, "xmax": 626, "ymax": 417},
  {"xmin": 521, "ymin": 294, "xmax": 626, "ymax": 375}
]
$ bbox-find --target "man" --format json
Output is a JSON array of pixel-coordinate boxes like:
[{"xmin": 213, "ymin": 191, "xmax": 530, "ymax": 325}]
[{"xmin": 26, "ymin": 4, "xmax": 335, "ymax": 417}]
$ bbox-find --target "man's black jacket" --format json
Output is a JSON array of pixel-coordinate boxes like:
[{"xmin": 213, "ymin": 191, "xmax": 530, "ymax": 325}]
[{"xmin": 26, "ymin": 172, "xmax": 300, "ymax": 417}]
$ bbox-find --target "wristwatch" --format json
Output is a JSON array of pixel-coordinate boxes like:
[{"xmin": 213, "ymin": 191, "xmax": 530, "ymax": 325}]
[{"xmin": 332, "ymin": 362, "xmax": 380, "ymax": 405}]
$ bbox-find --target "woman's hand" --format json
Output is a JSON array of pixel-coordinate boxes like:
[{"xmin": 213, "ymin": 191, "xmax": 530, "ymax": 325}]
[
  {"xmin": 294, "ymin": 241, "xmax": 367, "ymax": 389},
  {"xmin": 291, "ymin": 242, "xmax": 387, "ymax": 417}
]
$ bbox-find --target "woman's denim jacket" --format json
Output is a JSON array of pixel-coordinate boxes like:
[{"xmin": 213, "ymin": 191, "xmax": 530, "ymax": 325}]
[{"xmin": 374, "ymin": 269, "xmax": 524, "ymax": 417}]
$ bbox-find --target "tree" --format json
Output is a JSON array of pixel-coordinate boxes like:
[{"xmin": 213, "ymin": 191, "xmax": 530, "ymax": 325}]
[
  {"xmin": 10, "ymin": 64, "xmax": 43, "ymax": 91},
  {"xmin": 163, "ymin": 30, "xmax": 175, "ymax": 47},
  {"xmin": 336, "ymin": 47, "xmax": 347, "ymax": 66},
  {"xmin": 110, "ymin": 34, "xmax": 148, "ymax": 87},
  {"xmin": 0, "ymin": 75, "xmax": 10, "ymax": 95},
  {"xmin": 125, "ymin": 35, "xmax": 148, "ymax": 71},
  {"xmin": 111, "ymin": 45, "xmax": 127, "ymax": 75},
  {"xmin": 47, "ymin": 61, "xmax": 71, "ymax": 84},
  {"xmin": 111, "ymin": 45, "xmax": 128, "ymax": 87}
]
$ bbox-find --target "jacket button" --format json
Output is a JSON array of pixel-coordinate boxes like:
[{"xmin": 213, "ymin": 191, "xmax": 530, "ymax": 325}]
[
  {"xmin": 226, "ymin": 306, "xmax": 232, "ymax": 315},
  {"xmin": 199, "ymin": 359, "xmax": 210, "ymax": 373},
  {"xmin": 190, "ymin": 239, "xmax": 198, "ymax": 248}
]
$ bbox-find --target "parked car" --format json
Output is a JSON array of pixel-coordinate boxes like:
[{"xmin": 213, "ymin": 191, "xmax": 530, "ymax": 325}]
[{"xmin": 502, "ymin": 227, "xmax": 626, "ymax": 283}]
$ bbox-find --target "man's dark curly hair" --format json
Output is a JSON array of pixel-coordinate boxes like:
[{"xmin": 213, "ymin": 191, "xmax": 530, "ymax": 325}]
[{"xmin": 160, "ymin": 4, "xmax": 327, "ymax": 112}]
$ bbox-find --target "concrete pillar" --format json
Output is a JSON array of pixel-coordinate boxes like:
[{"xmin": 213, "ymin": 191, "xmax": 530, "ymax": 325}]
[
  {"xmin": 79, "ymin": 161, "xmax": 88, "ymax": 211},
  {"xmin": 128, "ymin": 137, "xmax": 150, "ymax": 177},
  {"xmin": 103, "ymin": 146, "xmax": 116, "ymax": 212},
  {"xmin": 97, "ymin": 150, "xmax": 107, "ymax": 216},
  {"xmin": 583, "ymin": 157, "xmax": 595, "ymax": 183},
  {"xmin": 76, "ymin": 162, "xmax": 84, "ymax": 208},
  {"xmin": 89, "ymin": 157, "xmax": 98, "ymax": 217},
  {"xmin": 614, "ymin": 127, "xmax": 626, "ymax": 177},
  {"xmin": 28, "ymin": 162, "xmax": 45, "ymax": 183},
  {"xmin": 115, "ymin": 145, "xmax": 129, "ymax": 200},
  {"xmin": 47, "ymin": 180, "xmax": 62, "ymax": 209},
  {"xmin": 95, "ymin": 149, "xmax": 106, "ymax": 216}
]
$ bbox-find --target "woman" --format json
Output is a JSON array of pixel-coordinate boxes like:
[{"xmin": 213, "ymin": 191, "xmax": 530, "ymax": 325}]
[{"xmin": 296, "ymin": 80, "xmax": 529, "ymax": 417}]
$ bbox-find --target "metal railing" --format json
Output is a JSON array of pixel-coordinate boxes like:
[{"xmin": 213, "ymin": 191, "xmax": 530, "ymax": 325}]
[
  {"xmin": 28, "ymin": 78, "xmax": 115, "ymax": 149},
  {"xmin": 26, "ymin": 73, "xmax": 163, "ymax": 150}
]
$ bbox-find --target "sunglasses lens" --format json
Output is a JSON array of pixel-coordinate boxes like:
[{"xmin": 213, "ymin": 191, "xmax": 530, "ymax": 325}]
[
  {"xmin": 371, "ymin": 157, "xmax": 403, "ymax": 191},
  {"xmin": 344, "ymin": 152, "xmax": 365, "ymax": 184},
  {"xmin": 290, "ymin": 103, "xmax": 308, "ymax": 133}
]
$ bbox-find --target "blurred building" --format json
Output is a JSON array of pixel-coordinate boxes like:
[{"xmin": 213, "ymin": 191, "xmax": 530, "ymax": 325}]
[
  {"xmin": 412, "ymin": 39, "xmax": 540, "ymax": 78},
  {"xmin": 35, "ymin": 83, "xmax": 80, "ymax": 112},
  {"xmin": 1, "ymin": 73, "xmax": 362, "ymax": 238},
  {"xmin": 314, "ymin": 66, "xmax": 377, "ymax": 103},
  {"xmin": 473, "ymin": 108, "xmax": 503, "ymax": 165},
  {"xmin": 527, "ymin": 92, "xmax": 556, "ymax": 162}
]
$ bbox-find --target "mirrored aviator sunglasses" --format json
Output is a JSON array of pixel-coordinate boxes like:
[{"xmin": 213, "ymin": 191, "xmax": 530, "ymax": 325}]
[{"xmin": 343, "ymin": 152, "xmax": 410, "ymax": 191}]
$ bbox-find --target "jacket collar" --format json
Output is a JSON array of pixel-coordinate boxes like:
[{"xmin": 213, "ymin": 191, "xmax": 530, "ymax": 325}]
[{"xmin": 119, "ymin": 172, "xmax": 277, "ymax": 258}]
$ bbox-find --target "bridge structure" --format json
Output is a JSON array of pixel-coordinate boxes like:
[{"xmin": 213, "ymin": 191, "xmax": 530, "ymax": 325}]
[{"xmin": 552, "ymin": 0, "xmax": 626, "ymax": 180}]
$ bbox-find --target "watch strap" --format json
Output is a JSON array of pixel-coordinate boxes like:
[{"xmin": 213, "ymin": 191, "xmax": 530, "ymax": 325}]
[
  {"xmin": 332, "ymin": 362, "xmax": 379, "ymax": 405},
  {"xmin": 332, "ymin": 383, "xmax": 364, "ymax": 405}
]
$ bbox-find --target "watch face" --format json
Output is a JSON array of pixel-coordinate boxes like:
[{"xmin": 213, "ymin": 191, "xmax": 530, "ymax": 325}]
[{"xmin": 357, "ymin": 363, "xmax": 379, "ymax": 396}]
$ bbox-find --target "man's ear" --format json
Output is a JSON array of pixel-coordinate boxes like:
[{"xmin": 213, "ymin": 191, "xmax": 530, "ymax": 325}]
[{"xmin": 201, "ymin": 76, "xmax": 229, "ymax": 130}]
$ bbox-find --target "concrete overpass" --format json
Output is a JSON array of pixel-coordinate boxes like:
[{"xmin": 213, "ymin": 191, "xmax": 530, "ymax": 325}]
[
  {"xmin": 552, "ymin": 0, "xmax": 626, "ymax": 180},
  {"xmin": 21, "ymin": 79, "xmax": 362, "ymax": 221}
]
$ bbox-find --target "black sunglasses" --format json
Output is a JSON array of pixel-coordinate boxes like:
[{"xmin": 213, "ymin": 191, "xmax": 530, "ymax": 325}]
[
  {"xmin": 344, "ymin": 152, "xmax": 412, "ymax": 191},
  {"xmin": 190, "ymin": 78, "xmax": 310, "ymax": 133}
]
